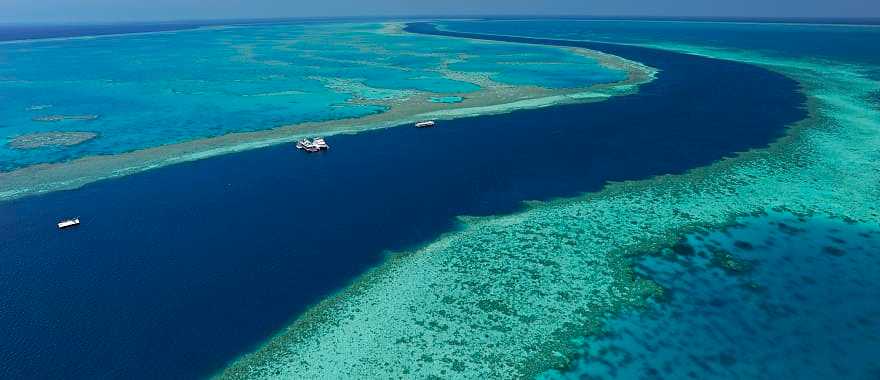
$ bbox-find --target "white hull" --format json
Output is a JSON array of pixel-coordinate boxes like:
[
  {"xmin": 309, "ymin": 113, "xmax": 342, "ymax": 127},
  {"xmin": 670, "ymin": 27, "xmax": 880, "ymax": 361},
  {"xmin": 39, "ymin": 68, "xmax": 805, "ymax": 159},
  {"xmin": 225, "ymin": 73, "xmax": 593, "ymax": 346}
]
[
  {"xmin": 297, "ymin": 137, "xmax": 329, "ymax": 152},
  {"xmin": 58, "ymin": 218, "xmax": 80, "ymax": 229}
]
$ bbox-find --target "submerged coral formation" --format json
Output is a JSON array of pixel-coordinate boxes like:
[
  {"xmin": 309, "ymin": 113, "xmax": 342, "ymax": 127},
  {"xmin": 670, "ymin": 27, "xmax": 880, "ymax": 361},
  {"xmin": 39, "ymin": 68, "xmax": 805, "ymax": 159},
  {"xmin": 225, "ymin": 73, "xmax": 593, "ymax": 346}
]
[
  {"xmin": 0, "ymin": 22, "xmax": 653, "ymax": 202},
  {"xmin": 219, "ymin": 26, "xmax": 880, "ymax": 379},
  {"xmin": 221, "ymin": 208, "xmax": 660, "ymax": 378},
  {"xmin": 539, "ymin": 213, "xmax": 880, "ymax": 379},
  {"xmin": 428, "ymin": 96, "xmax": 465, "ymax": 103},
  {"xmin": 31, "ymin": 114, "xmax": 99, "ymax": 122},
  {"xmin": 9, "ymin": 131, "xmax": 98, "ymax": 149}
]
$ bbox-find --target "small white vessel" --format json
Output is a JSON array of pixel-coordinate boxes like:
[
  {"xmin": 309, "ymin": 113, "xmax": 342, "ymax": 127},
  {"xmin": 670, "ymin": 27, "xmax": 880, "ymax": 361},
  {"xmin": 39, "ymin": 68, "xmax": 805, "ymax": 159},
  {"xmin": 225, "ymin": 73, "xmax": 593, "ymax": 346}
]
[
  {"xmin": 57, "ymin": 218, "xmax": 80, "ymax": 229},
  {"xmin": 415, "ymin": 120, "xmax": 436, "ymax": 128},
  {"xmin": 297, "ymin": 137, "xmax": 328, "ymax": 152},
  {"xmin": 312, "ymin": 137, "xmax": 329, "ymax": 150}
]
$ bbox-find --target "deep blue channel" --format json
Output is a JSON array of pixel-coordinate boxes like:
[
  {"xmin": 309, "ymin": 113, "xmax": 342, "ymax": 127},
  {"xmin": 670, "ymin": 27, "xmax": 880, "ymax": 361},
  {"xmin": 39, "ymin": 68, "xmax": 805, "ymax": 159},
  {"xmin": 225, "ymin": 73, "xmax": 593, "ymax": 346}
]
[{"xmin": 0, "ymin": 22, "xmax": 805, "ymax": 379}]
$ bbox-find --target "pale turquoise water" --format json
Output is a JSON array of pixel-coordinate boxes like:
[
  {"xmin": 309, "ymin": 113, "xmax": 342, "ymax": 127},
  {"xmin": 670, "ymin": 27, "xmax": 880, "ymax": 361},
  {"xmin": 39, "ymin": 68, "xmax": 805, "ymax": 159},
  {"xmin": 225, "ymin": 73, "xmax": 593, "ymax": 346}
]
[
  {"xmin": 540, "ymin": 213, "xmax": 880, "ymax": 379},
  {"xmin": 4, "ymin": 19, "xmax": 878, "ymax": 380},
  {"xmin": 437, "ymin": 19, "xmax": 880, "ymax": 380},
  {"xmin": 0, "ymin": 22, "xmax": 624, "ymax": 172},
  {"xmin": 428, "ymin": 96, "xmax": 465, "ymax": 103}
]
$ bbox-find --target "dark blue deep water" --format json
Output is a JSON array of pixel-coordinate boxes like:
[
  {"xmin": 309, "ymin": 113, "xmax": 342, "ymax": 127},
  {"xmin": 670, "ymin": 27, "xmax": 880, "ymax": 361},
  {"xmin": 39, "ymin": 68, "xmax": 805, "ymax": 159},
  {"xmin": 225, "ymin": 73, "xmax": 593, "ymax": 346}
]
[
  {"xmin": 439, "ymin": 18, "xmax": 880, "ymax": 66},
  {"xmin": 0, "ymin": 22, "xmax": 804, "ymax": 378},
  {"xmin": 0, "ymin": 22, "xmax": 201, "ymax": 42}
]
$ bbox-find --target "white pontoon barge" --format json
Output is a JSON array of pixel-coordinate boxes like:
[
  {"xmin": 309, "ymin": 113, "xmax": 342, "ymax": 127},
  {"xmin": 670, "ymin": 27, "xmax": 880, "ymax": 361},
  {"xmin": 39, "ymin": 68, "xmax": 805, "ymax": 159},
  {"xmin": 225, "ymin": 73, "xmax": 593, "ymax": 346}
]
[{"xmin": 58, "ymin": 218, "xmax": 80, "ymax": 229}]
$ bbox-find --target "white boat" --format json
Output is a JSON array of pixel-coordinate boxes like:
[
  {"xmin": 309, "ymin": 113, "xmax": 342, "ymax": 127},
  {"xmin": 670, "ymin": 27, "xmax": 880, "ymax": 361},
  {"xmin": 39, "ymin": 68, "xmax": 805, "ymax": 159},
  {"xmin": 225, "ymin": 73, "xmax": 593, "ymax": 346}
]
[
  {"xmin": 312, "ymin": 137, "xmax": 329, "ymax": 150},
  {"xmin": 415, "ymin": 120, "xmax": 436, "ymax": 128},
  {"xmin": 297, "ymin": 137, "xmax": 328, "ymax": 152},
  {"xmin": 58, "ymin": 218, "xmax": 80, "ymax": 229}
]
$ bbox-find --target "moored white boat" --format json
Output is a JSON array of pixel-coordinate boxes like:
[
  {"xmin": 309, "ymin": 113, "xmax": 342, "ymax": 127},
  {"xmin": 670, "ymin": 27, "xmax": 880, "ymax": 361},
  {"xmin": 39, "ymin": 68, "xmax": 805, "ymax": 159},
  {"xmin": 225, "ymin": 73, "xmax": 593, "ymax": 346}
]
[
  {"xmin": 57, "ymin": 218, "xmax": 80, "ymax": 229},
  {"xmin": 312, "ymin": 137, "xmax": 329, "ymax": 149},
  {"xmin": 415, "ymin": 120, "xmax": 436, "ymax": 128},
  {"xmin": 296, "ymin": 137, "xmax": 328, "ymax": 152}
]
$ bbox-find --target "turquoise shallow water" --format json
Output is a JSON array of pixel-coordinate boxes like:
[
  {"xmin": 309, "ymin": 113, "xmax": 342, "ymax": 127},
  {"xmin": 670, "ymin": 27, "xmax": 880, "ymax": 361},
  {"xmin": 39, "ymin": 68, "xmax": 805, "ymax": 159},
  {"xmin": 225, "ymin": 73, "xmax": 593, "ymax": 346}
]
[
  {"xmin": 540, "ymin": 213, "xmax": 880, "ymax": 379},
  {"xmin": 428, "ymin": 96, "xmax": 465, "ymax": 103},
  {"xmin": 0, "ymin": 22, "xmax": 624, "ymax": 172},
  {"xmin": 5, "ymin": 18, "xmax": 878, "ymax": 379},
  {"xmin": 0, "ymin": 20, "xmax": 802, "ymax": 379},
  {"xmin": 435, "ymin": 19, "xmax": 880, "ymax": 380}
]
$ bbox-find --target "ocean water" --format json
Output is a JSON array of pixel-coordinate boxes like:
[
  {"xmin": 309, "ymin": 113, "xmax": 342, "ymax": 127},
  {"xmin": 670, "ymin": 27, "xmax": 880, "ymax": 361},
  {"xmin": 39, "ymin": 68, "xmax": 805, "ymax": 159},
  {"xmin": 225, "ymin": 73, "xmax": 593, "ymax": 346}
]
[
  {"xmin": 0, "ymin": 22, "xmax": 202, "ymax": 42},
  {"xmin": 0, "ymin": 21, "xmax": 803, "ymax": 379},
  {"xmin": 0, "ymin": 21, "xmax": 623, "ymax": 171},
  {"xmin": 436, "ymin": 19, "xmax": 880, "ymax": 380},
  {"xmin": 440, "ymin": 19, "xmax": 880, "ymax": 66},
  {"xmin": 539, "ymin": 213, "xmax": 880, "ymax": 379}
]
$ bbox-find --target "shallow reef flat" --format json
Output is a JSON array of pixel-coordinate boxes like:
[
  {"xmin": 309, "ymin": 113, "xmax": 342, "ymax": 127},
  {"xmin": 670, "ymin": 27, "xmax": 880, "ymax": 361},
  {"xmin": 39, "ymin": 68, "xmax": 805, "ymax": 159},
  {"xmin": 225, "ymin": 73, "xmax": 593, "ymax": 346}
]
[
  {"xmin": 0, "ymin": 22, "xmax": 651, "ymax": 202},
  {"xmin": 540, "ymin": 213, "xmax": 880, "ymax": 379},
  {"xmin": 219, "ymin": 30, "xmax": 880, "ymax": 378},
  {"xmin": 220, "ymin": 202, "xmax": 662, "ymax": 378},
  {"xmin": 8, "ymin": 131, "xmax": 97, "ymax": 149},
  {"xmin": 30, "ymin": 114, "xmax": 99, "ymax": 122}
]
